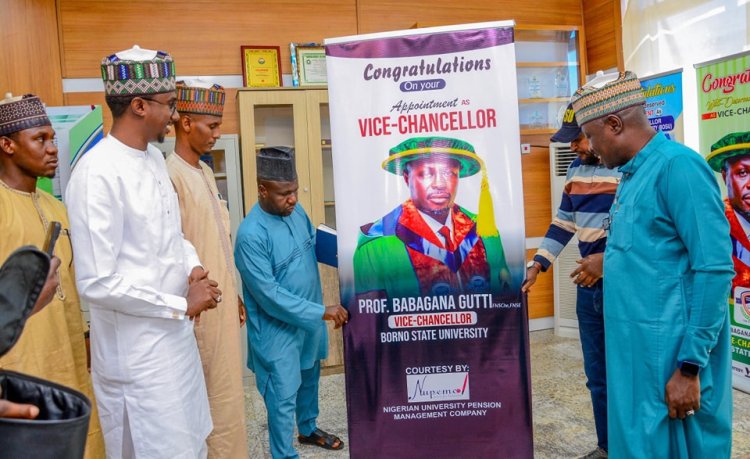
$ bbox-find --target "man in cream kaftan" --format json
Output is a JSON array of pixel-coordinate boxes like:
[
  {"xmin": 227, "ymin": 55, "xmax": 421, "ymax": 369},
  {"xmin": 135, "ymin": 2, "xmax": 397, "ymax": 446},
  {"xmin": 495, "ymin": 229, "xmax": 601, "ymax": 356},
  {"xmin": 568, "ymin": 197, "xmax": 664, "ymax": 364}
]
[
  {"xmin": 0, "ymin": 93, "xmax": 104, "ymax": 458},
  {"xmin": 166, "ymin": 78, "xmax": 248, "ymax": 459}
]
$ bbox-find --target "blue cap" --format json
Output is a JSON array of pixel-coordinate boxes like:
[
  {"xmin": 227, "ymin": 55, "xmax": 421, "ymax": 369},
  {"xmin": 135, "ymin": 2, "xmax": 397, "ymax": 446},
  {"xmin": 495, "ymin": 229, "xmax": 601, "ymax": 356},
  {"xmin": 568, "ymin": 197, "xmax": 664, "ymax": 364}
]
[{"xmin": 550, "ymin": 103, "xmax": 582, "ymax": 143}]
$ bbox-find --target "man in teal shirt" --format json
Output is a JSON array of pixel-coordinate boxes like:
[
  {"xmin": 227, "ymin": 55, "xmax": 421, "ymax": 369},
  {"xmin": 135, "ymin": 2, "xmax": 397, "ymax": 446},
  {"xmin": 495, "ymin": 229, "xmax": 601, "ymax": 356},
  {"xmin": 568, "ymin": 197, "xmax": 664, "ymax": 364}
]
[
  {"xmin": 234, "ymin": 147, "xmax": 349, "ymax": 458},
  {"xmin": 573, "ymin": 72, "xmax": 734, "ymax": 458}
]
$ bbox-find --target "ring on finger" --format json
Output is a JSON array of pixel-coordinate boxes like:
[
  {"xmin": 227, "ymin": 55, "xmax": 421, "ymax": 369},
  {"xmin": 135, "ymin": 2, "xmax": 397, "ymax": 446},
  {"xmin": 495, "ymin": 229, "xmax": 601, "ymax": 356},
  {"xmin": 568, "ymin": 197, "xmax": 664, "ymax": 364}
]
[{"xmin": 686, "ymin": 409, "xmax": 695, "ymax": 416}]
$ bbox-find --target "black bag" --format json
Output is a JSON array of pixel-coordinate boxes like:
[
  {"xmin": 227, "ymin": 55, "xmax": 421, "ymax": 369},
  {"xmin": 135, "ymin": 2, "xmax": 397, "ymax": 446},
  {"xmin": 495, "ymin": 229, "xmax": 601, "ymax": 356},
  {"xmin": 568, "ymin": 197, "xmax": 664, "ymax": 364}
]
[
  {"xmin": 0, "ymin": 247, "xmax": 90, "ymax": 458},
  {"xmin": 0, "ymin": 370, "xmax": 91, "ymax": 459},
  {"xmin": 0, "ymin": 246, "xmax": 49, "ymax": 357}
]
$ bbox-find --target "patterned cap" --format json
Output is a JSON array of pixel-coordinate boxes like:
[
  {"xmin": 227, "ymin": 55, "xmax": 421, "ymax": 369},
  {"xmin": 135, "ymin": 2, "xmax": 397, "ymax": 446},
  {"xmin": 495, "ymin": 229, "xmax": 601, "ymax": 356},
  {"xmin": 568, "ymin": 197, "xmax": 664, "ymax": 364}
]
[
  {"xmin": 257, "ymin": 146, "xmax": 297, "ymax": 182},
  {"xmin": 0, "ymin": 93, "xmax": 51, "ymax": 137},
  {"xmin": 176, "ymin": 79, "xmax": 225, "ymax": 117},
  {"xmin": 550, "ymin": 103, "xmax": 582, "ymax": 143},
  {"xmin": 101, "ymin": 45, "xmax": 176, "ymax": 96},
  {"xmin": 382, "ymin": 136, "xmax": 481, "ymax": 178},
  {"xmin": 706, "ymin": 131, "xmax": 750, "ymax": 172},
  {"xmin": 571, "ymin": 71, "xmax": 645, "ymax": 126}
]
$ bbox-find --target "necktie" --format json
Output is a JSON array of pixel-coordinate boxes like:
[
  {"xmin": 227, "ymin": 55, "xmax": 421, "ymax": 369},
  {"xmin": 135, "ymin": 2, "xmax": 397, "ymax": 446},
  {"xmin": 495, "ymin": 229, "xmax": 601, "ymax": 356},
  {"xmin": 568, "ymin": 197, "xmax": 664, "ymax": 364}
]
[{"xmin": 439, "ymin": 226, "xmax": 454, "ymax": 252}]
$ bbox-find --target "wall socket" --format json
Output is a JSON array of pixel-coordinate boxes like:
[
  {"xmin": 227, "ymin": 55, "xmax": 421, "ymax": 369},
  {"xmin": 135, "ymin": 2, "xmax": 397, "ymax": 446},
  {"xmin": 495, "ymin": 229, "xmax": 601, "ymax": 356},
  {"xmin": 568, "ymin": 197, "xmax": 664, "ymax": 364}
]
[{"xmin": 521, "ymin": 143, "xmax": 531, "ymax": 155}]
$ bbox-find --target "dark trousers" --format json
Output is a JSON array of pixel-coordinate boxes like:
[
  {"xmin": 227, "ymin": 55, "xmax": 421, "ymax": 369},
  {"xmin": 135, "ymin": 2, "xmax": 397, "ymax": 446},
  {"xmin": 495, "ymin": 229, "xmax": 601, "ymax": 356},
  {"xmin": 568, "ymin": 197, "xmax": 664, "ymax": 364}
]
[{"xmin": 577, "ymin": 281, "xmax": 607, "ymax": 451}]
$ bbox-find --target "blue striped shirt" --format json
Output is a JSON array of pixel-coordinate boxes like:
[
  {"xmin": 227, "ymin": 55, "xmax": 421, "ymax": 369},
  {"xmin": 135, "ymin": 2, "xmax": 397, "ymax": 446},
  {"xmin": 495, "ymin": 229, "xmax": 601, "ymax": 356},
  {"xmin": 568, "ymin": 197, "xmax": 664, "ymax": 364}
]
[{"xmin": 533, "ymin": 158, "xmax": 621, "ymax": 270}]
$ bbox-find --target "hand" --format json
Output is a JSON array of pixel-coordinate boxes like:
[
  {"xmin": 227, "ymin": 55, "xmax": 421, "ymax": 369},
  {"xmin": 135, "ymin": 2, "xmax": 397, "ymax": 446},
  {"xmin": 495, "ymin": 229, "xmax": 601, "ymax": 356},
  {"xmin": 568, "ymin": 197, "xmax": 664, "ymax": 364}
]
[
  {"xmin": 0, "ymin": 399, "xmax": 39, "ymax": 419},
  {"xmin": 186, "ymin": 276, "xmax": 221, "ymax": 320},
  {"xmin": 571, "ymin": 253, "xmax": 603, "ymax": 288},
  {"xmin": 188, "ymin": 266, "xmax": 208, "ymax": 284},
  {"xmin": 31, "ymin": 256, "xmax": 61, "ymax": 315},
  {"xmin": 323, "ymin": 305, "xmax": 349, "ymax": 329},
  {"xmin": 521, "ymin": 263, "xmax": 541, "ymax": 293},
  {"xmin": 665, "ymin": 368, "xmax": 701, "ymax": 419},
  {"xmin": 238, "ymin": 296, "xmax": 246, "ymax": 327}
]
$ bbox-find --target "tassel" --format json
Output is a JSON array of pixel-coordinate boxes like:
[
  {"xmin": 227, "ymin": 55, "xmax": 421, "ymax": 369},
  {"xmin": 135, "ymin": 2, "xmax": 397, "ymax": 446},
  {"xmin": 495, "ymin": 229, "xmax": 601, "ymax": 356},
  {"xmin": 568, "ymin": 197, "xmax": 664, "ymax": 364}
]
[{"xmin": 476, "ymin": 157, "xmax": 498, "ymax": 238}]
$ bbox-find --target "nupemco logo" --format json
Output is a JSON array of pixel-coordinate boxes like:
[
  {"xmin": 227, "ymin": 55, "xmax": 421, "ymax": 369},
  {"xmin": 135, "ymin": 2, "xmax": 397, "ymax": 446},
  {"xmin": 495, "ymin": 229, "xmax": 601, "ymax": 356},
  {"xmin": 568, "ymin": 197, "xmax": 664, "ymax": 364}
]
[{"xmin": 407, "ymin": 372, "xmax": 470, "ymax": 403}]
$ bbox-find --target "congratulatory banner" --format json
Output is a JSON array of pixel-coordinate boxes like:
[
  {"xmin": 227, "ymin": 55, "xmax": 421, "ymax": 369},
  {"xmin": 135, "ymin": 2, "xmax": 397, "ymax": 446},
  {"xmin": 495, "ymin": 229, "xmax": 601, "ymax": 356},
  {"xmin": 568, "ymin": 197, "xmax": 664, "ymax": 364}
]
[
  {"xmin": 325, "ymin": 21, "xmax": 532, "ymax": 458},
  {"xmin": 696, "ymin": 51, "xmax": 750, "ymax": 394},
  {"xmin": 640, "ymin": 69, "xmax": 683, "ymax": 142}
]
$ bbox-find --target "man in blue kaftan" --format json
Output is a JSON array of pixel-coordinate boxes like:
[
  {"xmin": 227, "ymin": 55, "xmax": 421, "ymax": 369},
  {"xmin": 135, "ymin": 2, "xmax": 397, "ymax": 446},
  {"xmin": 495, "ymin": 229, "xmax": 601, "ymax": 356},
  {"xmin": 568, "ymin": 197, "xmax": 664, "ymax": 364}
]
[
  {"xmin": 234, "ymin": 147, "xmax": 349, "ymax": 458},
  {"xmin": 573, "ymin": 72, "xmax": 734, "ymax": 458}
]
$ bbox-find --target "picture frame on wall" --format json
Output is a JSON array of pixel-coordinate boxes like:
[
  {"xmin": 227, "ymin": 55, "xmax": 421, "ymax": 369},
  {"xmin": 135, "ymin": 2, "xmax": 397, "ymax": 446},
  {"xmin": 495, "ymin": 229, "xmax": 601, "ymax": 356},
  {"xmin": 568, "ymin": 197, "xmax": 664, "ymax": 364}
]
[
  {"xmin": 290, "ymin": 43, "xmax": 327, "ymax": 86},
  {"xmin": 241, "ymin": 45, "xmax": 282, "ymax": 87}
]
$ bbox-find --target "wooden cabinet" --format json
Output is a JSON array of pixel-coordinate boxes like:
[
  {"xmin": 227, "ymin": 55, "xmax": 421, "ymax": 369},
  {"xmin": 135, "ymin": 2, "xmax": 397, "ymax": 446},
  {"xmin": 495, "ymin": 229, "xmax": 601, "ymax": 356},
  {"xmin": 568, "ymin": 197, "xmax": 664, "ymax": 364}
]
[
  {"xmin": 237, "ymin": 87, "xmax": 343, "ymax": 370},
  {"xmin": 516, "ymin": 25, "xmax": 587, "ymax": 322},
  {"xmin": 516, "ymin": 25, "xmax": 587, "ymax": 135}
]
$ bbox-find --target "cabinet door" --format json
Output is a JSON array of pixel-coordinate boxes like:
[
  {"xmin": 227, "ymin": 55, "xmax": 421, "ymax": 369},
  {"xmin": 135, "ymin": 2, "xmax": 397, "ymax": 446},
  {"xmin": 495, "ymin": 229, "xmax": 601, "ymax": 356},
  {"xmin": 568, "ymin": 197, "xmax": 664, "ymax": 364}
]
[
  {"xmin": 515, "ymin": 27, "xmax": 583, "ymax": 135},
  {"xmin": 238, "ymin": 90, "xmax": 312, "ymax": 214},
  {"xmin": 306, "ymin": 89, "xmax": 344, "ymax": 370}
]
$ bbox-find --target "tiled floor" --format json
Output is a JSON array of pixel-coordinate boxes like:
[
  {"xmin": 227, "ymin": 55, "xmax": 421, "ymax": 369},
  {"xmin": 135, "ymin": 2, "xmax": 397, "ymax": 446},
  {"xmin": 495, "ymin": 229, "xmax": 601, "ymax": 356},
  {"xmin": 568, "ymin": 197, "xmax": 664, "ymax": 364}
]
[{"xmin": 244, "ymin": 329, "xmax": 750, "ymax": 458}]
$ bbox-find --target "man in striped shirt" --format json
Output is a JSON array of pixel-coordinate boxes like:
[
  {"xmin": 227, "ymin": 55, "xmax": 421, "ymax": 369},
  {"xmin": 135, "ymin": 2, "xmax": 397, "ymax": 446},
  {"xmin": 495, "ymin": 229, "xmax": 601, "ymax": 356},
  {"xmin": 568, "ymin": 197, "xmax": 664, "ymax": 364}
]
[{"xmin": 522, "ymin": 103, "xmax": 620, "ymax": 459}]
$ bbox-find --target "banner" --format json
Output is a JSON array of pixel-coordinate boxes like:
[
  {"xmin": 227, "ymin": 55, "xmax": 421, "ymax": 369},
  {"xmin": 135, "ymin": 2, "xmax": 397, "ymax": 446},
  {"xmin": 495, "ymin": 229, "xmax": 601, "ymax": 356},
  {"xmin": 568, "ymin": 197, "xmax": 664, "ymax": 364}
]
[
  {"xmin": 640, "ymin": 69, "xmax": 683, "ymax": 142},
  {"xmin": 695, "ymin": 51, "xmax": 750, "ymax": 393},
  {"xmin": 325, "ymin": 21, "xmax": 532, "ymax": 457},
  {"xmin": 40, "ymin": 105, "xmax": 103, "ymax": 200}
]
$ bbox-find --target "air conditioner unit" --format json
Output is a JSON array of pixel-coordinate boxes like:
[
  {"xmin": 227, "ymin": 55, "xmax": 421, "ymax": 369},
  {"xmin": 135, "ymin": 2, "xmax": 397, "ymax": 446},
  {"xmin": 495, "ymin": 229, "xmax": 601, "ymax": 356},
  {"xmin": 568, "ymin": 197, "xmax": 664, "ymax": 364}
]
[{"xmin": 549, "ymin": 142, "xmax": 580, "ymax": 339}]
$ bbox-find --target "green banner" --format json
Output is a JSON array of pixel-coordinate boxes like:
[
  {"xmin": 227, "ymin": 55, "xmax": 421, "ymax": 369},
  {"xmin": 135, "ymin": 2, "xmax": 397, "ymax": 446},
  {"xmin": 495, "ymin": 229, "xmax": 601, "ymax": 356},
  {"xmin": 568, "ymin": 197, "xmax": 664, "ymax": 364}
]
[{"xmin": 696, "ymin": 51, "xmax": 750, "ymax": 393}]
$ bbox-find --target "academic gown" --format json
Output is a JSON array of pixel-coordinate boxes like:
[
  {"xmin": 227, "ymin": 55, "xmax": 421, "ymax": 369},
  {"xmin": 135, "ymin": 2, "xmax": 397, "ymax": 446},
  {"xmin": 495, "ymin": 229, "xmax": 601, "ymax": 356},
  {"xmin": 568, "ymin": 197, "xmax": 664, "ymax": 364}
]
[
  {"xmin": 0, "ymin": 181, "xmax": 105, "ymax": 458},
  {"xmin": 166, "ymin": 153, "xmax": 248, "ymax": 458},
  {"xmin": 234, "ymin": 203, "xmax": 327, "ymax": 401},
  {"xmin": 66, "ymin": 135, "xmax": 212, "ymax": 458},
  {"xmin": 603, "ymin": 132, "xmax": 734, "ymax": 458},
  {"xmin": 353, "ymin": 199, "xmax": 510, "ymax": 298}
]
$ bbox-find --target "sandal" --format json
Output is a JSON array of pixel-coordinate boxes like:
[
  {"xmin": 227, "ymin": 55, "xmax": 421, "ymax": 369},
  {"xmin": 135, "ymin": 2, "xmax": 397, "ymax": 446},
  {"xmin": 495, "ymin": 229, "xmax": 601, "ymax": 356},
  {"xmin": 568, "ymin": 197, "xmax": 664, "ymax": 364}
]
[{"xmin": 298, "ymin": 428, "xmax": 345, "ymax": 450}]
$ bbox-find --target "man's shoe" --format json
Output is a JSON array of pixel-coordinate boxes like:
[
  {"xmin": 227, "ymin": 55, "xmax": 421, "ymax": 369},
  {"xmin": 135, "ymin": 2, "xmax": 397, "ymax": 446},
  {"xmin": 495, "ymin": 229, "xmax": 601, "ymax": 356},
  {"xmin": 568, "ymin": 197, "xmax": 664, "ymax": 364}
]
[{"xmin": 578, "ymin": 448, "xmax": 608, "ymax": 459}]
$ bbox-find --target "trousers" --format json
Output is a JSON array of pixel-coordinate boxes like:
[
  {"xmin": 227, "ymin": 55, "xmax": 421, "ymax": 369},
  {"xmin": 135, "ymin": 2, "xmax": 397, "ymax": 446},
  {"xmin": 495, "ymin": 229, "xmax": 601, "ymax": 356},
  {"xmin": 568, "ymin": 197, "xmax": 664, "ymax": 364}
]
[
  {"xmin": 577, "ymin": 281, "xmax": 607, "ymax": 451},
  {"xmin": 262, "ymin": 361, "xmax": 320, "ymax": 459}
]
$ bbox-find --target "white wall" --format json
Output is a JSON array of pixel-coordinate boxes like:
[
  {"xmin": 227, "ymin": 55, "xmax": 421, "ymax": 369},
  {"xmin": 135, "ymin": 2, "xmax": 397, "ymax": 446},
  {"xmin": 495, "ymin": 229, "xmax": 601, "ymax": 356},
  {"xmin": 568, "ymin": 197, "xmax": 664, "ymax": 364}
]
[{"xmin": 621, "ymin": 0, "xmax": 750, "ymax": 151}]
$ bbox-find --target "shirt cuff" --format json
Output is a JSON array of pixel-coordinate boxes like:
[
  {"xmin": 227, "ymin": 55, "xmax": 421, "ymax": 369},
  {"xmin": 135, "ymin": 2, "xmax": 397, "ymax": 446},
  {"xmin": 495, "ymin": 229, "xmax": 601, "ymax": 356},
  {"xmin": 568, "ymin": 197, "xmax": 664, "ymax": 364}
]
[
  {"xmin": 533, "ymin": 255, "xmax": 552, "ymax": 272},
  {"xmin": 163, "ymin": 293, "xmax": 188, "ymax": 320}
]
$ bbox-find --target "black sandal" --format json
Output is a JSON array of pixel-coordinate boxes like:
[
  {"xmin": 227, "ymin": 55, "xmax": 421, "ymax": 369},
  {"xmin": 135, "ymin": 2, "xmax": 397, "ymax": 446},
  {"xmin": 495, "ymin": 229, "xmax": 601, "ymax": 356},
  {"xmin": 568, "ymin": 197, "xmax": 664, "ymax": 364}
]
[{"xmin": 298, "ymin": 428, "xmax": 345, "ymax": 450}]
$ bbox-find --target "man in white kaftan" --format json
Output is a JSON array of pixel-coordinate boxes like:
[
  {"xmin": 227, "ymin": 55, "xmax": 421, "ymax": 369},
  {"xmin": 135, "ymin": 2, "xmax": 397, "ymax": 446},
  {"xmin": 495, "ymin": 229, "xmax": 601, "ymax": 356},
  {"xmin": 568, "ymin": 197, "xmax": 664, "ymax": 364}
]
[{"xmin": 66, "ymin": 46, "xmax": 221, "ymax": 458}]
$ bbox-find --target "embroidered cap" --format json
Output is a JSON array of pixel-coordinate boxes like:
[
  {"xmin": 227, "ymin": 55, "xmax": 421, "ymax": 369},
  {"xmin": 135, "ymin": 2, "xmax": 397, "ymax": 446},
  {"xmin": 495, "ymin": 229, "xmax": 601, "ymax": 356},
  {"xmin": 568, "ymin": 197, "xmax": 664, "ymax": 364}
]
[
  {"xmin": 101, "ymin": 45, "xmax": 176, "ymax": 96},
  {"xmin": 176, "ymin": 79, "xmax": 225, "ymax": 117},
  {"xmin": 257, "ymin": 146, "xmax": 297, "ymax": 182},
  {"xmin": 706, "ymin": 131, "xmax": 750, "ymax": 172},
  {"xmin": 0, "ymin": 93, "xmax": 51, "ymax": 137},
  {"xmin": 571, "ymin": 71, "xmax": 646, "ymax": 126}
]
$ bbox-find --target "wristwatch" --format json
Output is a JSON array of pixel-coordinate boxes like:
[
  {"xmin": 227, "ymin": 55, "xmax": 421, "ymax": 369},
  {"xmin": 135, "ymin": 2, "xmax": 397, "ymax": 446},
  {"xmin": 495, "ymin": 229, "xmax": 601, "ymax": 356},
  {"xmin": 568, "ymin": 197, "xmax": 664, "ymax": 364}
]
[
  {"xmin": 679, "ymin": 361, "xmax": 700, "ymax": 377},
  {"xmin": 526, "ymin": 260, "xmax": 541, "ymax": 271}
]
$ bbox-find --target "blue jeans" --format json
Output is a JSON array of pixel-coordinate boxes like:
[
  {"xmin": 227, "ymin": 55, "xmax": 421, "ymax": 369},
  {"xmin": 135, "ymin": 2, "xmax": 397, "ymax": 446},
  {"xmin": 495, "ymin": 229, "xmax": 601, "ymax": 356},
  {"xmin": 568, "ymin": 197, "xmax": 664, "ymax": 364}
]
[{"xmin": 577, "ymin": 281, "xmax": 607, "ymax": 451}]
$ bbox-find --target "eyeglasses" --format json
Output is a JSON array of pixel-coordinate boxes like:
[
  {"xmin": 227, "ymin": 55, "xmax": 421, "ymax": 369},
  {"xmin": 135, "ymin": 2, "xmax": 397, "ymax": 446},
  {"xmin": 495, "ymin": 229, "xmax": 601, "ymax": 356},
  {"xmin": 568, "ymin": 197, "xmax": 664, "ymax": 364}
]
[{"xmin": 141, "ymin": 97, "xmax": 177, "ymax": 115}]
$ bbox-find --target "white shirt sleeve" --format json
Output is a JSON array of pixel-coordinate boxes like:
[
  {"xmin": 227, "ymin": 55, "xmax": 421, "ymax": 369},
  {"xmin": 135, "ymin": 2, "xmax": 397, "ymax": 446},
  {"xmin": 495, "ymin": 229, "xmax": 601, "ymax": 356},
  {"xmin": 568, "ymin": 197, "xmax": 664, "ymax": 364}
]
[{"xmin": 67, "ymin": 161, "xmax": 189, "ymax": 320}]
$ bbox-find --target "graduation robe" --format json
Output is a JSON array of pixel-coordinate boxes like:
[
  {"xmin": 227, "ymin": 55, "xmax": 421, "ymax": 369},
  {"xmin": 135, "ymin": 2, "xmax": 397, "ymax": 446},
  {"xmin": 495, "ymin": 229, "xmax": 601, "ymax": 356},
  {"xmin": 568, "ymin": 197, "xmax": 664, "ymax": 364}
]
[{"xmin": 353, "ymin": 199, "xmax": 511, "ymax": 298}]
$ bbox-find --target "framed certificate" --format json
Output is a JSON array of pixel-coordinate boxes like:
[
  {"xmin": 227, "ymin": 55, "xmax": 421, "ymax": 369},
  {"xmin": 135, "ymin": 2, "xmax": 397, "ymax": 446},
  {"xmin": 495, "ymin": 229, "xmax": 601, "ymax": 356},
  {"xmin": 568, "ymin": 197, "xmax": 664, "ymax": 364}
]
[
  {"xmin": 294, "ymin": 44, "xmax": 327, "ymax": 86},
  {"xmin": 241, "ymin": 46, "xmax": 282, "ymax": 87}
]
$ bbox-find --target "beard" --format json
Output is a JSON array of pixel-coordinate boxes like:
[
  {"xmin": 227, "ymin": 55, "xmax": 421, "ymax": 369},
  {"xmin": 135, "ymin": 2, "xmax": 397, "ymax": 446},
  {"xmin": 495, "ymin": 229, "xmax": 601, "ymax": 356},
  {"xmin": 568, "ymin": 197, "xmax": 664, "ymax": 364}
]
[{"xmin": 580, "ymin": 153, "xmax": 600, "ymax": 166}]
